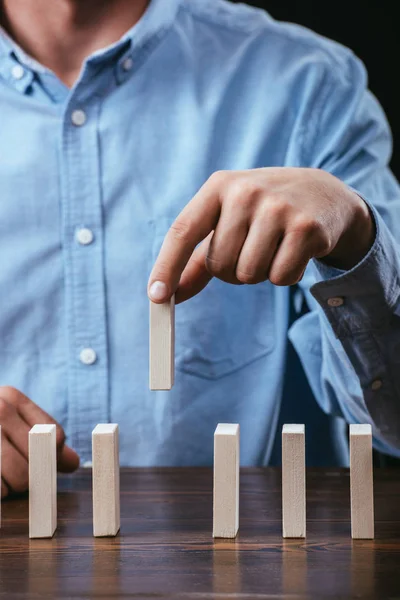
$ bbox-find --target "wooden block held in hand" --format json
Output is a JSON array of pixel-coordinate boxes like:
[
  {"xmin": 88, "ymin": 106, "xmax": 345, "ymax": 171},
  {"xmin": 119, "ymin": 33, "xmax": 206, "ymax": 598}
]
[
  {"xmin": 213, "ymin": 423, "xmax": 240, "ymax": 538},
  {"xmin": 282, "ymin": 424, "xmax": 306, "ymax": 538},
  {"xmin": 29, "ymin": 424, "xmax": 57, "ymax": 538},
  {"xmin": 92, "ymin": 424, "xmax": 120, "ymax": 537},
  {"xmin": 149, "ymin": 296, "xmax": 175, "ymax": 390},
  {"xmin": 350, "ymin": 424, "xmax": 374, "ymax": 539}
]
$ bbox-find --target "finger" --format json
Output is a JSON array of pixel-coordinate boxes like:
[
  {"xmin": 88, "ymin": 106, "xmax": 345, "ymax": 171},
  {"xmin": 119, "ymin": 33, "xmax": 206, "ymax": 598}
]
[
  {"xmin": 3, "ymin": 387, "xmax": 67, "ymax": 449},
  {"xmin": 0, "ymin": 387, "xmax": 80, "ymax": 470},
  {"xmin": 235, "ymin": 219, "xmax": 282, "ymax": 284},
  {"xmin": 175, "ymin": 234, "xmax": 214, "ymax": 304},
  {"xmin": 205, "ymin": 202, "xmax": 250, "ymax": 284},
  {"xmin": 0, "ymin": 403, "xmax": 31, "ymax": 460},
  {"xmin": 2, "ymin": 479, "xmax": 9, "ymax": 499},
  {"xmin": 57, "ymin": 444, "xmax": 80, "ymax": 473},
  {"xmin": 0, "ymin": 436, "xmax": 29, "ymax": 494},
  {"xmin": 4, "ymin": 387, "xmax": 61, "ymax": 430},
  {"xmin": 148, "ymin": 174, "xmax": 223, "ymax": 303},
  {"xmin": 268, "ymin": 231, "xmax": 312, "ymax": 286}
]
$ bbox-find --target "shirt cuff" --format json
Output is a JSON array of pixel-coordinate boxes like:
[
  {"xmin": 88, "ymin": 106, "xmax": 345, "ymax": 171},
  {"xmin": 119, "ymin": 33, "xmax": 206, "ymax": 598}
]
[{"xmin": 310, "ymin": 199, "xmax": 400, "ymax": 337}]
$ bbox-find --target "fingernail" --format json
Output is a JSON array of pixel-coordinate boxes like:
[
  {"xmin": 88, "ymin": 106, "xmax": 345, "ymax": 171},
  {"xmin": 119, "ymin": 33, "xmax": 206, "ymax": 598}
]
[{"xmin": 149, "ymin": 281, "xmax": 168, "ymax": 302}]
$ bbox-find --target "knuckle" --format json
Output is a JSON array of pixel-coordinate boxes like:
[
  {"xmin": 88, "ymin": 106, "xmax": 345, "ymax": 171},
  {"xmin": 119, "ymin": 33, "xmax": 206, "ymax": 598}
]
[
  {"xmin": 269, "ymin": 269, "xmax": 292, "ymax": 287},
  {"xmin": 312, "ymin": 228, "xmax": 332, "ymax": 255},
  {"xmin": 169, "ymin": 218, "xmax": 193, "ymax": 244},
  {"xmin": 293, "ymin": 216, "xmax": 331, "ymax": 255},
  {"xmin": 312, "ymin": 236, "xmax": 331, "ymax": 257},
  {"xmin": 205, "ymin": 255, "xmax": 228, "ymax": 279},
  {"xmin": 205, "ymin": 256, "xmax": 239, "ymax": 284},
  {"xmin": 236, "ymin": 268, "xmax": 262, "ymax": 285},
  {"xmin": 263, "ymin": 198, "xmax": 286, "ymax": 221},
  {"xmin": 208, "ymin": 170, "xmax": 229, "ymax": 187},
  {"xmin": 294, "ymin": 216, "xmax": 323, "ymax": 238},
  {"xmin": 0, "ymin": 386, "xmax": 24, "ymax": 405},
  {"xmin": 0, "ymin": 397, "xmax": 11, "ymax": 419},
  {"xmin": 228, "ymin": 179, "xmax": 260, "ymax": 209}
]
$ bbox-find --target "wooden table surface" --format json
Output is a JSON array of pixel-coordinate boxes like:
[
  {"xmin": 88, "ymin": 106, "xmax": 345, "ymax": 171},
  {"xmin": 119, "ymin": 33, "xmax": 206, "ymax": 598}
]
[{"xmin": 0, "ymin": 467, "xmax": 400, "ymax": 599}]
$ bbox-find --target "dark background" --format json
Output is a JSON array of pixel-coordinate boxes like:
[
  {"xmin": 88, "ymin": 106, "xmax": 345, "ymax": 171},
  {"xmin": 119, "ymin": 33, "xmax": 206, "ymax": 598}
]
[
  {"xmin": 232, "ymin": 1, "xmax": 400, "ymax": 467},
  {"xmin": 231, "ymin": 1, "xmax": 399, "ymax": 179}
]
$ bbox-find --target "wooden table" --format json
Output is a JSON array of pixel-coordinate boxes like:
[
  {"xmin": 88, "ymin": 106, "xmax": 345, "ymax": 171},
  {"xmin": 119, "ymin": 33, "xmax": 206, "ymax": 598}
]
[{"xmin": 0, "ymin": 468, "xmax": 399, "ymax": 599}]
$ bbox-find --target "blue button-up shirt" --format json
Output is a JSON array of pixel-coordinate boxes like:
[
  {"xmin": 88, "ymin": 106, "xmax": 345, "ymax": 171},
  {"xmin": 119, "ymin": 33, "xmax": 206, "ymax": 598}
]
[{"xmin": 1, "ymin": 0, "xmax": 400, "ymax": 467}]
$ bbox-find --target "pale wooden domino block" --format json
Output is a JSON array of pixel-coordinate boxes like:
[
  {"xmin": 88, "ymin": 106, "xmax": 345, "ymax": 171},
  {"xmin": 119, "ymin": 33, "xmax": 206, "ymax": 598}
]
[
  {"xmin": 350, "ymin": 424, "xmax": 374, "ymax": 539},
  {"xmin": 282, "ymin": 424, "xmax": 306, "ymax": 538},
  {"xmin": 213, "ymin": 423, "xmax": 240, "ymax": 538},
  {"xmin": 149, "ymin": 295, "xmax": 175, "ymax": 390},
  {"xmin": 29, "ymin": 424, "xmax": 57, "ymax": 538},
  {"xmin": 92, "ymin": 424, "xmax": 120, "ymax": 537}
]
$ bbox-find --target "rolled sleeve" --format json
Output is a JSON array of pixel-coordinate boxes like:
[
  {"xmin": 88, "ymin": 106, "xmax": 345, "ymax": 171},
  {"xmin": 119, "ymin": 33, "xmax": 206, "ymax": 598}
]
[
  {"xmin": 307, "ymin": 200, "xmax": 400, "ymax": 451},
  {"xmin": 311, "ymin": 201, "xmax": 400, "ymax": 337}
]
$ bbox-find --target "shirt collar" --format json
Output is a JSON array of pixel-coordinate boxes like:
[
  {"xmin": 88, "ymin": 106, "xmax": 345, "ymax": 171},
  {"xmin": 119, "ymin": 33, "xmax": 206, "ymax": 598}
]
[
  {"xmin": 0, "ymin": 0, "xmax": 181, "ymax": 91},
  {"xmin": 0, "ymin": 27, "xmax": 36, "ymax": 93},
  {"xmin": 0, "ymin": 25, "xmax": 47, "ymax": 71}
]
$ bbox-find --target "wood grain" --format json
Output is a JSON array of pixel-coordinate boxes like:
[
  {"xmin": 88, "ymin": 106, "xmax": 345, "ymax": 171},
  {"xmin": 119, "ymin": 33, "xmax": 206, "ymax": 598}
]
[
  {"xmin": 0, "ymin": 468, "xmax": 400, "ymax": 599},
  {"xmin": 282, "ymin": 424, "xmax": 306, "ymax": 538},
  {"xmin": 350, "ymin": 424, "xmax": 374, "ymax": 539},
  {"xmin": 213, "ymin": 423, "xmax": 239, "ymax": 538},
  {"xmin": 149, "ymin": 296, "xmax": 175, "ymax": 390},
  {"xmin": 92, "ymin": 424, "xmax": 120, "ymax": 537},
  {"xmin": 28, "ymin": 424, "xmax": 57, "ymax": 539}
]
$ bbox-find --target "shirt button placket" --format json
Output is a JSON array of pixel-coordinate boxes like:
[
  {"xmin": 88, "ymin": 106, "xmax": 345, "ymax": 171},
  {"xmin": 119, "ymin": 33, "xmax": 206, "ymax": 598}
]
[{"xmin": 61, "ymin": 93, "xmax": 109, "ymax": 459}]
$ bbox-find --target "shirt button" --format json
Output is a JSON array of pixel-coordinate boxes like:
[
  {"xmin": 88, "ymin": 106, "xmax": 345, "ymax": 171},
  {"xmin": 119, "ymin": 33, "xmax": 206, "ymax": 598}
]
[
  {"xmin": 11, "ymin": 64, "xmax": 25, "ymax": 80},
  {"xmin": 327, "ymin": 297, "xmax": 344, "ymax": 308},
  {"xmin": 71, "ymin": 109, "xmax": 87, "ymax": 127},
  {"xmin": 371, "ymin": 379, "xmax": 383, "ymax": 391},
  {"xmin": 122, "ymin": 57, "xmax": 133, "ymax": 71},
  {"xmin": 76, "ymin": 227, "xmax": 94, "ymax": 246},
  {"xmin": 79, "ymin": 348, "xmax": 97, "ymax": 365},
  {"xmin": 82, "ymin": 460, "xmax": 93, "ymax": 468}
]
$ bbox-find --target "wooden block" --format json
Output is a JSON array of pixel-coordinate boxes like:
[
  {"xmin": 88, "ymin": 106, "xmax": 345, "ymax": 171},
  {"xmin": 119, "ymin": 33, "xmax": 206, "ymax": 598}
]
[
  {"xmin": 29, "ymin": 424, "xmax": 57, "ymax": 539},
  {"xmin": 92, "ymin": 424, "xmax": 120, "ymax": 537},
  {"xmin": 350, "ymin": 424, "xmax": 374, "ymax": 539},
  {"xmin": 282, "ymin": 424, "xmax": 306, "ymax": 538},
  {"xmin": 213, "ymin": 423, "xmax": 240, "ymax": 538},
  {"xmin": 149, "ymin": 295, "xmax": 175, "ymax": 390}
]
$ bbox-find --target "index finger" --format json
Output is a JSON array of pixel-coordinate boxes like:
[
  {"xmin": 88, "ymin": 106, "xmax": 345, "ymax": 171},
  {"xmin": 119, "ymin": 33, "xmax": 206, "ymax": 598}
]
[
  {"xmin": 2, "ymin": 386, "xmax": 66, "ymax": 448},
  {"xmin": 147, "ymin": 174, "xmax": 222, "ymax": 303}
]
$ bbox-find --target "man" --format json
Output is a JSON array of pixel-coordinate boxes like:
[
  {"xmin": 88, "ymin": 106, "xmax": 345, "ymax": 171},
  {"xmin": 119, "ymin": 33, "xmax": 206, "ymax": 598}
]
[{"xmin": 1, "ymin": 0, "xmax": 399, "ymax": 498}]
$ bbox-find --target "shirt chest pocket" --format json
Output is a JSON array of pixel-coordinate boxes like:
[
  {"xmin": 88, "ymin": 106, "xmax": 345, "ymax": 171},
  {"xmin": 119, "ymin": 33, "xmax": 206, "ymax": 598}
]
[{"xmin": 152, "ymin": 218, "xmax": 276, "ymax": 380}]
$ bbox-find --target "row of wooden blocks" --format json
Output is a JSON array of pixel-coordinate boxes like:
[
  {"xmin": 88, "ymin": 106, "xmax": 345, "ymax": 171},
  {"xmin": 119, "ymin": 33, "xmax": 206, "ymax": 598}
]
[
  {"xmin": 214, "ymin": 423, "xmax": 374, "ymax": 540},
  {"xmin": 149, "ymin": 299, "xmax": 374, "ymax": 539},
  {"xmin": 0, "ymin": 422, "xmax": 374, "ymax": 539},
  {"xmin": 0, "ymin": 423, "xmax": 120, "ymax": 538}
]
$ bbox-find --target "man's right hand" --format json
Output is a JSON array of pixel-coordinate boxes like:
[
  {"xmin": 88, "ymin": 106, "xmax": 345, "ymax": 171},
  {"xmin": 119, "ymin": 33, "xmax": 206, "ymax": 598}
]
[{"xmin": 0, "ymin": 386, "xmax": 80, "ymax": 498}]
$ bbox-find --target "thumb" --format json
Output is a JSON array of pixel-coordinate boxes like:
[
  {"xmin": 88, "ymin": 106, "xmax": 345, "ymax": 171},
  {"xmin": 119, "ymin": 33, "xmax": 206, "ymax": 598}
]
[
  {"xmin": 57, "ymin": 444, "xmax": 80, "ymax": 473},
  {"xmin": 175, "ymin": 233, "xmax": 214, "ymax": 304}
]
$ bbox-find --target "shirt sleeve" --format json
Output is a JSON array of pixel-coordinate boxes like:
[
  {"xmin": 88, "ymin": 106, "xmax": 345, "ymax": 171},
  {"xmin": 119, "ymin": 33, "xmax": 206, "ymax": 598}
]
[{"xmin": 288, "ymin": 48, "xmax": 400, "ymax": 456}]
